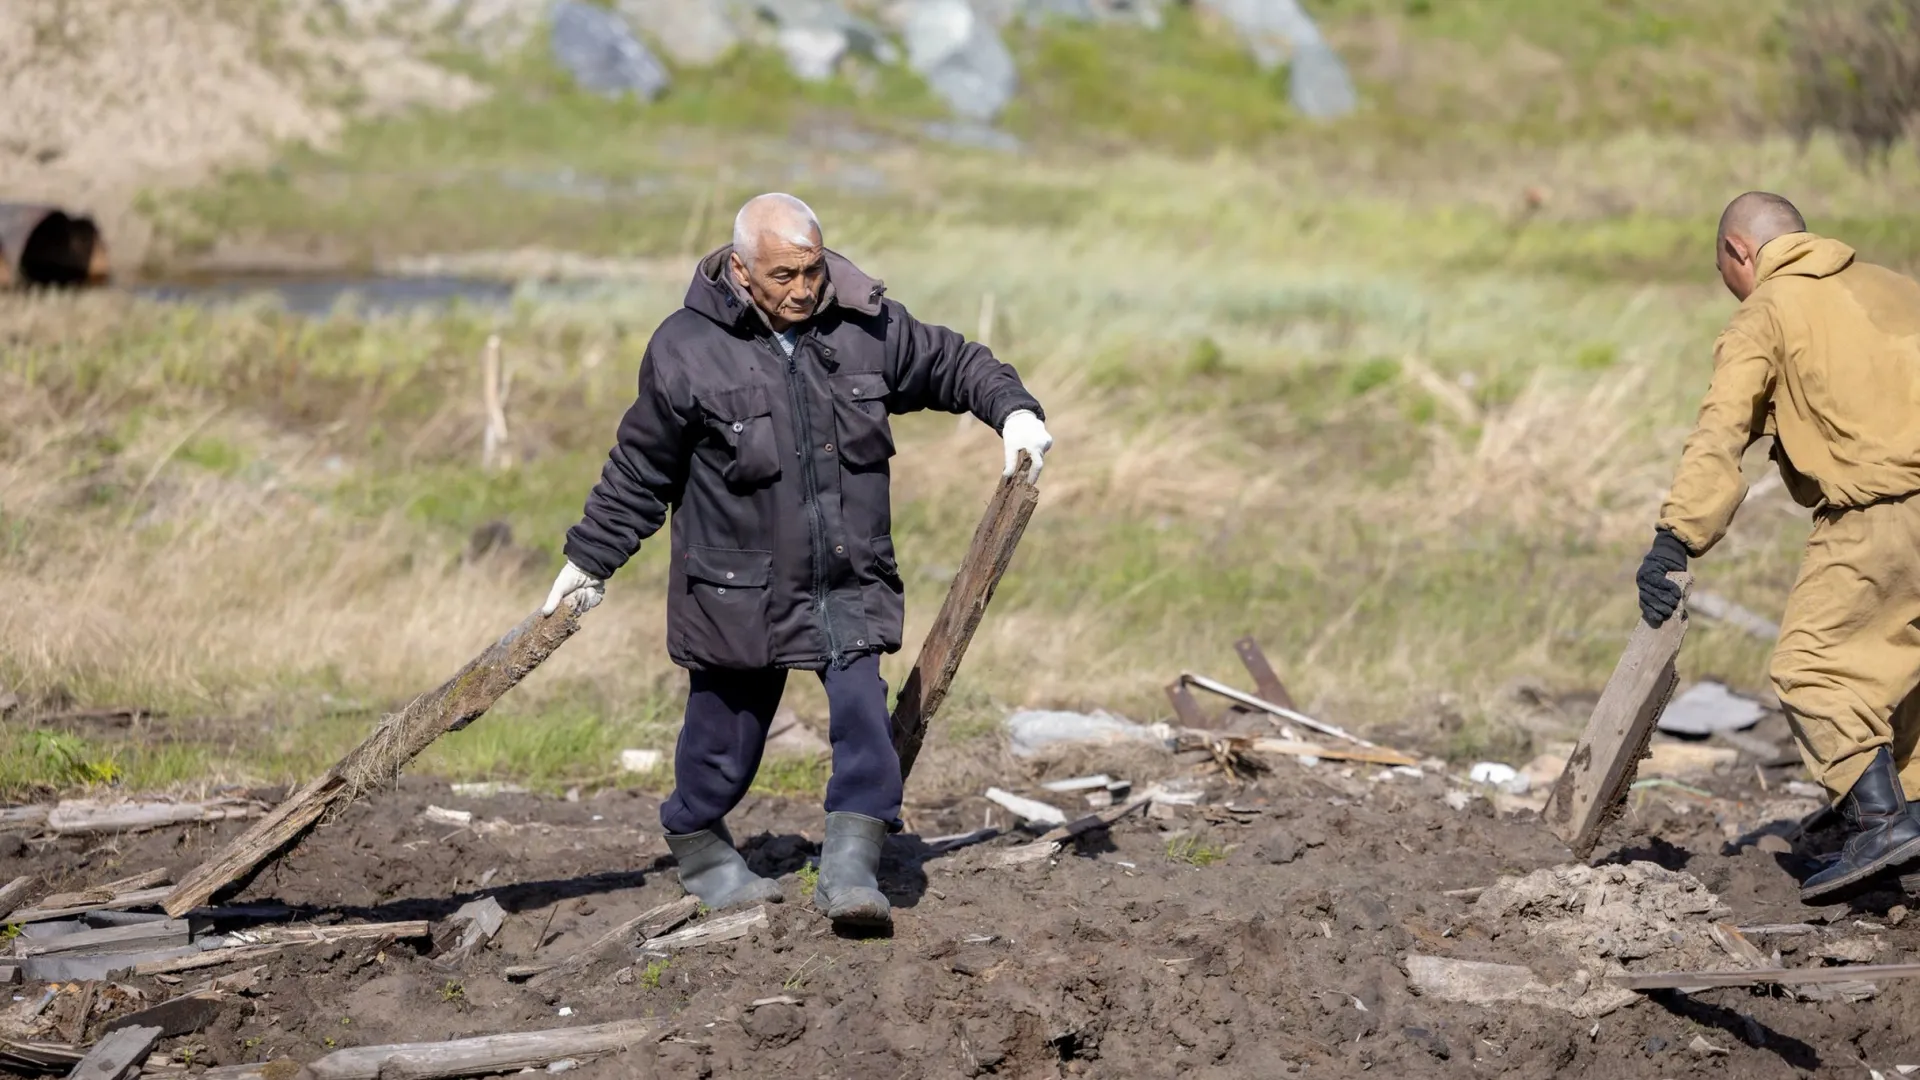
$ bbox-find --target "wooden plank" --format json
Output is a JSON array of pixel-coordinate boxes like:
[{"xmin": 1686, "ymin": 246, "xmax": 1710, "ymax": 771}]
[
  {"xmin": 0, "ymin": 875, "xmax": 34, "ymax": 920},
  {"xmin": 131, "ymin": 944, "xmax": 285, "ymax": 977},
  {"xmin": 304, "ymin": 1019, "xmax": 657, "ymax": 1080},
  {"xmin": 890, "ymin": 453, "xmax": 1041, "ymax": 781},
  {"xmin": 0, "ymin": 805, "xmax": 50, "ymax": 830},
  {"xmin": 9, "ymin": 887, "xmax": 172, "ymax": 925},
  {"xmin": 1249, "ymin": 738, "xmax": 1418, "ymax": 768},
  {"xmin": 163, "ymin": 605, "xmax": 585, "ymax": 917},
  {"xmin": 0, "ymin": 964, "xmax": 19, "ymax": 985},
  {"xmin": 1609, "ymin": 961, "xmax": 1920, "ymax": 991},
  {"xmin": 99, "ymin": 992, "xmax": 224, "ymax": 1038},
  {"xmin": 1544, "ymin": 572, "xmax": 1691, "ymax": 859},
  {"xmin": 0, "ymin": 1038, "xmax": 84, "ymax": 1072},
  {"xmin": 1180, "ymin": 673, "xmax": 1376, "ymax": 748},
  {"xmin": 35, "ymin": 869, "xmax": 169, "ymax": 912},
  {"xmin": 16, "ymin": 918, "xmax": 191, "ymax": 957},
  {"xmin": 515, "ymin": 897, "xmax": 698, "ymax": 985},
  {"xmin": 23, "ymin": 948, "xmax": 201, "ymax": 984},
  {"xmin": 638, "ymin": 906, "xmax": 766, "ymax": 952},
  {"xmin": 1234, "ymin": 637, "xmax": 1297, "ymax": 710},
  {"xmin": 65, "ymin": 1024, "xmax": 161, "ymax": 1080},
  {"xmin": 47, "ymin": 800, "xmax": 262, "ymax": 836}
]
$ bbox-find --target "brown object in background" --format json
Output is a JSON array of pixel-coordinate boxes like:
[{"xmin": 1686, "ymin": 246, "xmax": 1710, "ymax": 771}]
[
  {"xmin": 1544, "ymin": 572, "xmax": 1692, "ymax": 859},
  {"xmin": 891, "ymin": 452, "xmax": 1041, "ymax": 782},
  {"xmin": 162, "ymin": 606, "xmax": 584, "ymax": 917},
  {"xmin": 0, "ymin": 203, "xmax": 110, "ymax": 287}
]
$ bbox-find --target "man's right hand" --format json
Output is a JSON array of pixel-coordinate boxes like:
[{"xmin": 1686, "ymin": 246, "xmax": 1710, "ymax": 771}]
[
  {"xmin": 1635, "ymin": 529, "xmax": 1689, "ymax": 627},
  {"xmin": 542, "ymin": 560, "xmax": 606, "ymax": 617}
]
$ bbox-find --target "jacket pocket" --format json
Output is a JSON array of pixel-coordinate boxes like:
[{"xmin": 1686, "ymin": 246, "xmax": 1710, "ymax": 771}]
[
  {"xmin": 860, "ymin": 534, "xmax": 905, "ymax": 653},
  {"xmin": 830, "ymin": 371, "xmax": 895, "ymax": 469},
  {"xmin": 701, "ymin": 386, "xmax": 781, "ymax": 488},
  {"xmin": 677, "ymin": 545, "xmax": 775, "ymax": 669}
]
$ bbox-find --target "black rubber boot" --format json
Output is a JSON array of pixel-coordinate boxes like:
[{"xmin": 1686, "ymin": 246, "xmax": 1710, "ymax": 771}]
[
  {"xmin": 813, "ymin": 812, "xmax": 891, "ymax": 928},
  {"xmin": 665, "ymin": 823, "xmax": 784, "ymax": 911},
  {"xmin": 1799, "ymin": 748, "xmax": 1920, "ymax": 903}
]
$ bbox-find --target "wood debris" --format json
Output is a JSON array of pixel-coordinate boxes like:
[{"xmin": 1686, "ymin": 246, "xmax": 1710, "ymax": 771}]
[
  {"xmin": 66, "ymin": 1024, "xmax": 162, "ymax": 1080},
  {"xmin": 982, "ymin": 787, "xmax": 1067, "ymax": 827},
  {"xmin": 47, "ymin": 799, "xmax": 265, "ymax": 836},
  {"xmin": 513, "ymin": 897, "xmax": 698, "ymax": 985},
  {"xmin": 300, "ymin": 1018, "xmax": 658, "ymax": 1080},
  {"xmin": 1544, "ymin": 572, "xmax": 1691, "ymax": 859},
  {"xmin": 432, "ymin": 897, "xmax": 506, "ymax": 965},
  {"xmin": 162, "ymin": 604, "xmax": 585, "ymax": 917},
  {"xmin": 637, "ymin": 906, "xmax": 766, "ymax": 953},
  {"xmin": 9, "ymin": 886, "xmax": 173, "ymax": 925},
  {"xmin": 1608, "ymin": 962, "xmax": 1920, "ymax": 991},
  {"xmin": 0, "ymin": 877, "xmax": 33, "ymax": 922},
  {"xmin": 890, "ymin": 454, "xmax": 1040, "ymax": 781}
]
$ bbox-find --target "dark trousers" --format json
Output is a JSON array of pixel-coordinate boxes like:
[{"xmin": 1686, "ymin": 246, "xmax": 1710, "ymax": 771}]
[{"xmin": 658, "ymin": 654, "xmax": 904, "ymax": 835}]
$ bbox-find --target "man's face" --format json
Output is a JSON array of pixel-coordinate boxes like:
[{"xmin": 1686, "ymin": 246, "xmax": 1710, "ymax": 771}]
[
  {"xmin": 731, "ymin": 235, "xmax": 825, "ymax": 332},
  {"xmin": 1717, "ymin": 234, "xmax": 1758, "ymax": 301}
]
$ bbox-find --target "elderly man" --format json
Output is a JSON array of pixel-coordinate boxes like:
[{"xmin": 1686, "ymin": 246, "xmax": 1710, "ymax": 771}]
[
  {"xmin": 542, "ymin": 193, "xmax": 1053, "ymax": 927},
  {"xmin": 1640, "ymin": 191, "xmax": 1920, "ymax": 902}
]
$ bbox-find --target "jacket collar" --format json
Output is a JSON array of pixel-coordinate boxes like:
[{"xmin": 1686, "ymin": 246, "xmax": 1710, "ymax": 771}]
[{"xmin": 685, "ymin": 244, "xmax": 886, "ymax": 332}]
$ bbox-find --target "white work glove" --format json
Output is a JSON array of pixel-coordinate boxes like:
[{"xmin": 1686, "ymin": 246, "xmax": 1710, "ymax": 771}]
[
  {"xmin": 541, "ymin": 560, "xmax": 605, "ymax": 616},
  {"xmin": 1000, "ymin": 410, "xmax": 1053, "ymax": 483}
]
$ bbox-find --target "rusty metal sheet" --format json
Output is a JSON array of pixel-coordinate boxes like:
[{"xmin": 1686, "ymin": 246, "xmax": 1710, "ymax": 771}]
[
  {"xmin": 1233, "ymin": 636, "xmax": 1297, "ymax": 710},
  {"xmin": 0, "ymin": 203, "xmax": 110, "ymax": 288},
  {"xmin": 1165, "ymin": 678, "xmax": 1216, "ymax": 730}
]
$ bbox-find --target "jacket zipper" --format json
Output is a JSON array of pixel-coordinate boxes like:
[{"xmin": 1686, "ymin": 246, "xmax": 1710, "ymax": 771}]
[{"xmin": 773, "ymin": 332, "xmax": 840, "ymax": 667}]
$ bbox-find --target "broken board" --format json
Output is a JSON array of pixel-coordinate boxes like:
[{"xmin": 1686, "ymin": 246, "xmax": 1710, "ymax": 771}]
[
  {"xmin": 1544, "ymin": 572, "xmax": 1691, "ymax": 859},
  {"xmin": 163, "ymin": 606, "xmax": 583, "ymax": 916},
  {"xmin": 890, "ymin": 452, "xmax": 1040, "ymax": 782}
]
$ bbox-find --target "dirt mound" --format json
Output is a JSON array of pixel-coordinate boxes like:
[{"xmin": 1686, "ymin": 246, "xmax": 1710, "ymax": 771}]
[
  {"xmin": 0, "ymin": 0, "xmax": 485, "ymax": 269},
  {"xmin": 5, "ymin": 763, "xmax": 1919, "ymax": 1077}
]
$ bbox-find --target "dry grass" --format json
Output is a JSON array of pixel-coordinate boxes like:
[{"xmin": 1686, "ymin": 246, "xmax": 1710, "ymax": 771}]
[{"xmin": 23, "ymin": 33, "xmax": 1920, "ymax": 797}]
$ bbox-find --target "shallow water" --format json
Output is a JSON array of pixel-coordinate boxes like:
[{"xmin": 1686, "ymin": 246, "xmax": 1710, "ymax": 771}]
[{"xmin": 130, "ymin": 274, "xmax": 519, "ymax": 317}]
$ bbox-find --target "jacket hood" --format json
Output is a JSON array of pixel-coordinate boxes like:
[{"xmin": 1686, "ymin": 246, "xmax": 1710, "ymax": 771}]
[
  {"xmin": 685, "ymin": 244, "xmax": 887, "ymax": 330},
  {"xmin": 1757, "ymin": 232, "xmax": 1856, "ymax": 283}
]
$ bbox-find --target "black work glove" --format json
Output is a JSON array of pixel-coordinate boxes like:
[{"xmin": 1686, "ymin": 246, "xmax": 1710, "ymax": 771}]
[{"xmin": 1635, "ymin": 529, "xmax": 1689, "ymax": 627}]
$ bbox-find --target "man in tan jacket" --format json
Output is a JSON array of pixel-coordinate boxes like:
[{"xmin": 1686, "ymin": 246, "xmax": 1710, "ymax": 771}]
[{"xmin": 1641, "ymin": 191, "xmax": 1920, "ymax": 902}]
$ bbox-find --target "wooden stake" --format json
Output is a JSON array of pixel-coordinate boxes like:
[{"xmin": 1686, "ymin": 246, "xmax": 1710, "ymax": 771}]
[
  {"xmin": 890, "ymin": 452, "xmax": 1040, "ymax": 781},
  {"xmin": 163, "ymin": 607, "xmax": 584, "ymax": 917},
  {"xmin": 1543, "ymin": 572, "xmax": 1691, "ymax": 859}
]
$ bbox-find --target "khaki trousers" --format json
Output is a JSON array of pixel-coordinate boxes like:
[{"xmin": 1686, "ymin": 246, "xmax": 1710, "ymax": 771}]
[{"xmin": 1771, "ymin": 493, "xmax": 1920, "ymax": 802}]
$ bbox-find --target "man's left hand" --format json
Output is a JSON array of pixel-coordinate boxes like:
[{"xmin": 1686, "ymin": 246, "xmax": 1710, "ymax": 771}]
[
  {"xmin": 1636, "ymin": 529, "xmax": 1689, "ymax": 627},
  {"xmin": 1001, "ymin": 410, "xmax": 1053, "ymax": 483}
]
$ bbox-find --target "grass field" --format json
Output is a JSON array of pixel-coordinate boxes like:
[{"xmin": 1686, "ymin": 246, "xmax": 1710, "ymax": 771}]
[{"xmin": 5, "ymin": 0, "xmax": 1919, "ymax": 803}]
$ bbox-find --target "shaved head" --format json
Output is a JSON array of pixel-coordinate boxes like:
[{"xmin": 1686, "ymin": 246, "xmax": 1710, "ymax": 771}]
[
  {"xmin": 1718, "ymin": 191, "xmax": 1806, "ymax": 250},
  {"xmin": 732, "ymin": 193, "xmax": 821, "ymax": 268},
  {"xmin": 728, "ymin": 193, "xmax": 826, "ymax": 332},
  {"xmin": 1715, "ymin": 191, "xmax": 1807, "ymax": 301}
]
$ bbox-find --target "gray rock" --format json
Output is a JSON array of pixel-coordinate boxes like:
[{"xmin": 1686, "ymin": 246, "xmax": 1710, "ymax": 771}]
[
  {"xmin": 1198, "ymin": 0, "xmax": 1355, "ymax": 119},
  {"xmin": 744, "ymin": 0, "xmax": 899, "ymax": 82},
  {"xmin": 620, "ymin": 0, "xmax": 740, "ymax": 67},
  {"xmin": 903, "ymin": 0, "xmax": 1016, "ymax": 121},
  {"xmin": 922, "ymin": 119, "xmax": 1022, "ymax": 153},
  {"xmin": 550, "ymin": 0, "xmax": 671, "ymax": 100}
]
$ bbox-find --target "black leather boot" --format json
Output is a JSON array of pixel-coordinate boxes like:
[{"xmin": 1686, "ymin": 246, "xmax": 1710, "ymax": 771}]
[
  {"xmin": 813, "ymin": 812, "xmax": 891, "ymax": 928},
  {"xmin": 1799, "ymin": 748, "xmax": 1920, "ymax": 902},
  {"xmin": 665, "ymin": 822, "xmax": 784, "ymax": 910}
]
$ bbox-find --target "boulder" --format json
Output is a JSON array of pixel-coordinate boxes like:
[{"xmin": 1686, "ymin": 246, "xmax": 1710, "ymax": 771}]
[
  {"xmin": 620, "ymin": 0, "xmax": 740, "ymax": 67},
  {"xmin": 550, "ymin": 0, "xmax": 671, "ymax": 100},
  {"xmin": 1198, "ymin": 0, "xmax": 1355, "ymax": 119},
  {"xmin": 902, "ymin": 0, "xmax": 1017, "ymax": 121},
  {"xmin": 743, "ymin": 0, "xmax": 899, "ymax": 82}
]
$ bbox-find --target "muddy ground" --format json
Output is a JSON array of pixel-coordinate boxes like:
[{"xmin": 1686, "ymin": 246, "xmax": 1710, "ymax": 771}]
[{"xmin": 7, "ymin": 737, "xmax": 1920, "ymax": 1079}]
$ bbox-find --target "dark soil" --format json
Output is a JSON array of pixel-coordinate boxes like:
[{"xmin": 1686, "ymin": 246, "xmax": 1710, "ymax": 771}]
[{"xmin": 7, "ymin": 754, "xmax": 1920, "ymax": 1079}]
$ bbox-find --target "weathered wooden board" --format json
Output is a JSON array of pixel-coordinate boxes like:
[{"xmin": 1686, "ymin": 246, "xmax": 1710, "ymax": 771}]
[
  {"xmin": 890, "ymin": 453, "xmax": 1040, "ymax": 781},
  {"xmin": 15, "ymin": 918, "xmax": 191, "ymax": 957},
  {"xmin": 0, "ymin": 875, "xmax": 34, "ymax": 921},
  {"xmin": 1609, "ymin": 961, "xmax": 1920, "ymax": 991},
  {"xmin": 1249, "ymin": 738, "xmax": 1418, "ymax": 768},
  {"xmin": 66, "ymin": 1024, "xmax": 161, "ymax": 1080},
  {"xmin": 304, "ymin": 1019, "xmax": 657, "ymax": 1080},
  {"xmin": 8, "ymin": 886, "xmax": 172, "ymax": 925},
  {"xmin": 1544, "ymin": 572, "xmax": 1692, "ymax": 859},
  {"xmin": 47, "ymin": 799, "xmax": 263, "ymax": 835},
  {"xmin": 164, "ymin": 606, "xmax": 583, "ymax": 916}
]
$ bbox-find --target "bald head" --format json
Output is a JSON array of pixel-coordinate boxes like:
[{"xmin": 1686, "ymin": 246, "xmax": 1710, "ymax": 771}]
[
  {"xmin": 728, "ymin": 193, "xmax": 826, "ymax": 332},
  {"xmin": 1718, "ymin": 192, "xmax": 1806, "ymax": 250},
  {"xmin": 1715, "ymin": 192, "xmax": 1807, "ymax": 301},
  {"xmin": 732, "ymin": 193, "xmax": 822, "ymax": 269}
]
